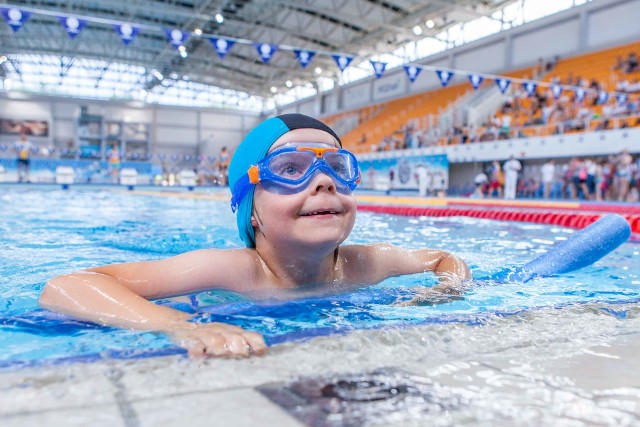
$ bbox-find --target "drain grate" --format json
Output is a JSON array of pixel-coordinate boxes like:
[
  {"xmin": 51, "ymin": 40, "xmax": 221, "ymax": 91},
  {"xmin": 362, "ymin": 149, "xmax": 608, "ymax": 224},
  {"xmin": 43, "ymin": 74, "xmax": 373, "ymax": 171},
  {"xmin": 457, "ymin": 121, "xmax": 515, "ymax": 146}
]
[{"xmin": 258, "ymin": 368, "xmax": 465, "ymax": 427}]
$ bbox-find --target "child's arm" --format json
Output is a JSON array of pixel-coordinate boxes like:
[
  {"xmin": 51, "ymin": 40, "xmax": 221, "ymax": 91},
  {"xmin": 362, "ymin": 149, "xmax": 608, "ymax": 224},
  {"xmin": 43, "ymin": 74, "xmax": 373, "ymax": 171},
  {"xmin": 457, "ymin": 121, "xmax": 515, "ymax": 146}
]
[
  {"xmin": 344, "ymin": 244, "xmax": 471, "ymax": 304},
  {"xmin": 39, "ymin": 249, "xmax": 267, "ymax": 358}
]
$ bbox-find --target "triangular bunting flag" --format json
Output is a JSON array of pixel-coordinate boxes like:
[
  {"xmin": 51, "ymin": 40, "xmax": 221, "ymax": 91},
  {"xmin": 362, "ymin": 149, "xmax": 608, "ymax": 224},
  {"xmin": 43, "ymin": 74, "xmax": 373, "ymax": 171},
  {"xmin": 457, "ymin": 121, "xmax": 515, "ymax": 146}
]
[
  {"xmin": 435, "ymin": 69, "xmax": 453, "ymax": 87},
  {"xmin": 165, "ymin": 29, "xmax": 189, "ymax": 49},
  {"xmin": 597, "ymin": 90, "xmax": 609, "ymax": 104},
  {"xmin": 616, "ymin": 93, "xmax": 628, "ymax": 105},
  {"xmin": 523, "ymin": 81, "xmax": 537, "ymax": 97},
  {"xmin": 370, "ymin": 60, "xmax": 387, "ymax": 79},
  {"xmin": 255, "ymin": 43, "xmax": 277, "ymax": 64},
  {"xmin": 209, "ymin": 37, "xmax": 235, "ymax": 59},
  {"xmin": 1, "ymin": 7, "xmax": 30, "ymax": 32},
  {"xmin": 404, "ymin": 65, "xmax": 422, "ymax": 83},
  {"xmin": 294, "ymin": 49, "xmax": 315, "ymax": 69},
  {"xmin": 551, "ymin": 84, "xmax": 563, "ymax": 99},
  {"xmin": 574, "ymin": 87, "xmax": 587, "ymax": 102},
  {"xmin": 114, "ymin": 23, "xmax": 139, "ymax": 45},
  {"xmin": 468, "ymin": 74, "xmax": 484, "ymax": 90},
  {"xmin": 332, "ymin": 54, "xmax": 353, "ymax": 72},
  {"xmin": 59, "ymin": 16, "xmax": 87, "ymax": 39},
  {"xmin": 495, "ymin": 78, "xmax": 511, "ymax": 94}
]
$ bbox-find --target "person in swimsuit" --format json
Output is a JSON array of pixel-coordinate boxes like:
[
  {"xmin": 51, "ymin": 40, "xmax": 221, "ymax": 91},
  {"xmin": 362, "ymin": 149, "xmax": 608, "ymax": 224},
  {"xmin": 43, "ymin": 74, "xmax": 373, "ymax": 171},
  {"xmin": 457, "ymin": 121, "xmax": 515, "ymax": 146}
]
[
  {"xmin": 40, "ymin": 114, "xmax": 471, "ymax": 358},
  {"xmin": 14, "ymin": 131, "xmax": 34, "ymax": 183}
]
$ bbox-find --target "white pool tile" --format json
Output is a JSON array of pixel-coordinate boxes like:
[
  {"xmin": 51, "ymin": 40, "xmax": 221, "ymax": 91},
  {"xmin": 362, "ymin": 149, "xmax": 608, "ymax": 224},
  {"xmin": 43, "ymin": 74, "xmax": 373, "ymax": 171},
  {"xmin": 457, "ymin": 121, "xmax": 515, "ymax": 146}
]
[
  {"xmin": 132, "ymin": 388, "xmax": 303, "ymax": 427},
  {"xmin": 0, "ymin": 404, "xmax": 125, "ymax": 427}
]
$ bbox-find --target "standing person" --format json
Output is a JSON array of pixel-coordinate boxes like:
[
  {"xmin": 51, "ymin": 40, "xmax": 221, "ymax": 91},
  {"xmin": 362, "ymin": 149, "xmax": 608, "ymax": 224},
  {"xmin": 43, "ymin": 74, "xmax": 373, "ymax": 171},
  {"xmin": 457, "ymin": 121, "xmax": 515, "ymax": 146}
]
[
  {"xmin": 541, "ymin": 159, "xmax": 556, "ymax": 199},
  {"xmin": 39, "ymin": 114, "xmax": 471, "ymax": 358},
  {"xmin": 472, "ymin": 171, "xmax": 488, "ymax": 198},
  {"xmin": 108, "ymin": 145, "xmax": 121, "ymax": 184},
  {"xmin": 616, "ymin": 149, "xmax": 633, "ymax": 201},
  {"xmin": 489, "ymin": 160, "xmax": 504, "ymax": 198},
  {"xmin": 14, "ymin": 130, "xmax": 34, "ymax": 183},
  {"xmin": 219, "ymin": 146, "xmax": 230, "ymax": 186},
  {"xmin": 414, "ymin": 164, "xmax": 429, "ymax": 197},
  {"xmin": 503, "ymin": 155, "xmax": 522, "ymax": 200}
]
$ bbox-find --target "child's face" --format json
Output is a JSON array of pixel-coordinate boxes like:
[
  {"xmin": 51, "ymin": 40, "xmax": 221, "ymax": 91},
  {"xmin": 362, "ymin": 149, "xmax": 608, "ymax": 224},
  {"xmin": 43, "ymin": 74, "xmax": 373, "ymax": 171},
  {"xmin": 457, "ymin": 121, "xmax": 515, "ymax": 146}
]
[{"xmin": 251, "ymin": 128, "xmax": 357, "ymax": 250}]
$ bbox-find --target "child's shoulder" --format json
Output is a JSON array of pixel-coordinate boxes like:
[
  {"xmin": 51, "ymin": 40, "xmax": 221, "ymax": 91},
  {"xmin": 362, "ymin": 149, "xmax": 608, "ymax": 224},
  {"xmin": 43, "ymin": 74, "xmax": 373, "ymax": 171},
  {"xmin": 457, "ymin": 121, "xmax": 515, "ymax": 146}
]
[{"xmin": 339, "ymin": 242, "xmax": 401, "ymax": 260}]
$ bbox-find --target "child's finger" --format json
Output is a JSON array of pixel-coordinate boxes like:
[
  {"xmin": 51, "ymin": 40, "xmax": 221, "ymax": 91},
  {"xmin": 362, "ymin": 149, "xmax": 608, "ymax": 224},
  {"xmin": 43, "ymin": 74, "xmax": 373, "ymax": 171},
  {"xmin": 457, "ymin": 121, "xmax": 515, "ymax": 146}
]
[{"xmin": 242, "ymin": 331, "xmax": 268, "ymax": 355}]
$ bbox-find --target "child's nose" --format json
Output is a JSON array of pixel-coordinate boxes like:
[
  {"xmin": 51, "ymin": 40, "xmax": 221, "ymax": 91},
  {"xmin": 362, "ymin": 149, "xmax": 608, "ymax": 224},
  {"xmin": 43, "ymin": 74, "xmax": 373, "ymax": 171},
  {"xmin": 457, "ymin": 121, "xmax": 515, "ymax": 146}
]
[{"xmin": 310, "ymin": 172, "xmax": 336, "ymax": 194}]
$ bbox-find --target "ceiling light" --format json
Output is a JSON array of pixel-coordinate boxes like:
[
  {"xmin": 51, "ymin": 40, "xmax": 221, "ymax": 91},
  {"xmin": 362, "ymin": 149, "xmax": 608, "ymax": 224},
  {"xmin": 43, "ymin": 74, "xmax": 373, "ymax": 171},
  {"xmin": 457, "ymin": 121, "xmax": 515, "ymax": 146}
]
[
  {"xmin": 215, "ymin": 13, "xmax": 224, "ymax": 24},
  {"xmin": 285, "ymin": 80, "xmax": 293, "ymax": 88},
  {"xmin": 170, "ymin": 72, "xmax": 179, "ymax": 79},
  {"xmin": 270, "ymin": 86, "xmax": 277, "ymax": 93},
  {"xmin": 178, "ymin": 45, "xmax": 186, "ymax": 52},
  {"xmin": 152, "ymin": 70, "xmax": 164, "ymax": 81},
  {"xmin": 425, "ymin": 19, "xmax": 435, "ymax": 29},
  {"xmin": 194, "ymin": 28, "xmax": 203, "ymax": 36},
  {"xmin": 0, "ymin": 55, "xmax": 7, "ymax": 65},
  {"xmin": 179, "ymin": 49, "xmax": 188, "ymax": 58},
  {"xmin": 412, "ymin": 25, "xmax": 423, "ymax": 36},
  {"xmin": 314, "ymin": 67, "xmax": 322, "ymax": 75}
]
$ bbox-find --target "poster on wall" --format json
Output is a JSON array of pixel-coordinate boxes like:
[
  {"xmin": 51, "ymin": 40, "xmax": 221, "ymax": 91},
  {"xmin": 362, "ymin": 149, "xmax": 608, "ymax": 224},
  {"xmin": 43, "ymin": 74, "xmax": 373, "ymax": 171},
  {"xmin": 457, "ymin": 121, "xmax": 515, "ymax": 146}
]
[
  {"xmin": 358, "ymin": 154, "xmax": 449, "ymax": 195},
  {"xmin": 0, "ymin": 118, "xmax": 49, "ymax": 137}
]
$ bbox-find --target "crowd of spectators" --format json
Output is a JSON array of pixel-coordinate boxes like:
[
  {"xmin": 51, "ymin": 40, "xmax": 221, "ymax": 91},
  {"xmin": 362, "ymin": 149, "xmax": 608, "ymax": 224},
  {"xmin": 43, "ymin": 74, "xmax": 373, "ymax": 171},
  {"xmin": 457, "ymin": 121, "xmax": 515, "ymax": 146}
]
[
  {"xmin": 472, "ymin": 151, "xmax": 639, "ymax": 202},
  {"xmin": 366, "ymin": 50, "xmax": 640, "ymax": 152}
]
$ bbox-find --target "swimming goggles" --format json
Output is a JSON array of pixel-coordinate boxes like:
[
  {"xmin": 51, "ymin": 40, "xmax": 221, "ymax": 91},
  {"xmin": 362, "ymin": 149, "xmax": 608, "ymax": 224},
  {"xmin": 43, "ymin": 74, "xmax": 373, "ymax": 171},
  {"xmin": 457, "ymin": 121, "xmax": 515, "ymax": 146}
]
[{"xmin": 231, "ymin": 143, "xmax": 360, "ymax": 212}]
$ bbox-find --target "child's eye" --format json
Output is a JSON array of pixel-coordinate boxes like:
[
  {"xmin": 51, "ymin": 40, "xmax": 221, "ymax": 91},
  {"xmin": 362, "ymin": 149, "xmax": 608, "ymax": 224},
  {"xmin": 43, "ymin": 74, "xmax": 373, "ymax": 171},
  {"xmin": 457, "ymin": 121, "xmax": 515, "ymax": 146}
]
[
  {"xmin": 276, "ymin": 162, "xmax": 305, "ymax": 177},
  {"xmin": 328, "ymin": 160, "xmax": 349, "ymax": 176}
]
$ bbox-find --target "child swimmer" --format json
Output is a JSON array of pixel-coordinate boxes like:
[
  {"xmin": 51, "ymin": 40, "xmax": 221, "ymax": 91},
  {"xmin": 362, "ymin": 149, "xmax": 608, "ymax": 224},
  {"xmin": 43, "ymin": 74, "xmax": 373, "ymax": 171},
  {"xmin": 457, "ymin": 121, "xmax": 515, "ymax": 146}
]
[{"xmin": 39, "ymin": 114, "xmax": 471, "ymax": 358}]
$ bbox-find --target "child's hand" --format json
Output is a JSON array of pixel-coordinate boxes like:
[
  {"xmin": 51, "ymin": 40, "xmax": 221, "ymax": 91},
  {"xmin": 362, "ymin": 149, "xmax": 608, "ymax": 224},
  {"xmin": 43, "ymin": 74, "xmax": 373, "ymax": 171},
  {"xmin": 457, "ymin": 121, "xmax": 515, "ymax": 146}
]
[
  {"xmin": 397, "ymin": 277, "xmax": 472, "ymax": 307},
  {"xmin": 397, "ymin": 286, "xmax": 465, "ymax": 306},
  {"xmin": 167, "ymin": 322, "xmax": 268, "ymax": 358}
]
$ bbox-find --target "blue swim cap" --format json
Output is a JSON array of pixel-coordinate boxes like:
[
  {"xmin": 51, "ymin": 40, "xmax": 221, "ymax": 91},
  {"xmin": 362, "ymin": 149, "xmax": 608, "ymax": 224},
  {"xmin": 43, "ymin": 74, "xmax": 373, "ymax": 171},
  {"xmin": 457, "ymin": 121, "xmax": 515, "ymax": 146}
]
[{"xmin": 228, "ymin": 114, "xmax": 342, "ymax": 248}]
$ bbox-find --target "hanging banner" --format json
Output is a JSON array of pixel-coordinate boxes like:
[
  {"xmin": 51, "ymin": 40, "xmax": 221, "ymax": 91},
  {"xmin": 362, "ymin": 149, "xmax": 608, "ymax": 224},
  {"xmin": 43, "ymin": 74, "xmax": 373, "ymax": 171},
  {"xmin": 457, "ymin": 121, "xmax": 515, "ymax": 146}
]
[
  {"xmin": 551, "ymin": 84, "xmax": 562, "ymax": 99},
  {"xmin": 574, "ymin": 87, "xmax": 587, "ymax": 103},
  {"xmin": 468, "ymin": 73, "xmax": 484, "ymax": 90},
  {"xmin": 495, "ymin": 78, "xmax": 511, "ymax": 94},
  {"xmin": 294, "ymin": 49, "xmax": 315, "ymax": 69},
  {"xmin": 114, "ymin": 23, "xmax": 139, "ymax": 45},
  {"xmin": 255, "ymin": 43, "xmax": 277, "ymax": 64},
  {"xmin": 1, "ymin": 7, "xmax": 30, "ymax": 32},
  {"xmin": 165, "ymin": 28, "xmax": 189, "ymax": 49},
  {"xmin": 435, "ymin": 69, "xmax": 453, "ymax": 87},
  {"xmin": 370, "ymin": 60, "xmax": 387, "ymax": 79},
  {"xmin": 209, "ymin": 37, "xmax": 235, "ymax": 59},
  {"xmin": 59, "ymin": 16, "xmax": 87, "ymax": 39},
  {"xmin": 332, "ymin": 54, "xmax": 354, "ymax": 72},
  {"xmin": 403, "ymin": 65, "xmax": 422, "ymax": 83}
]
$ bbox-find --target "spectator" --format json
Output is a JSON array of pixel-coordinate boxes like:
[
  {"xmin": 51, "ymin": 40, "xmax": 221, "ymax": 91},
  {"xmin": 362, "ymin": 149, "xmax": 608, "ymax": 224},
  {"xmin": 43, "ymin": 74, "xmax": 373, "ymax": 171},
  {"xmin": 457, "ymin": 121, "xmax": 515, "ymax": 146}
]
[
  {"xmin": 541, "ymin": 159, "xmax": 556, "ymax": 199},
  {"xmin": 503, "ymin": 156, "xmax": 522, "ymax": 200}
]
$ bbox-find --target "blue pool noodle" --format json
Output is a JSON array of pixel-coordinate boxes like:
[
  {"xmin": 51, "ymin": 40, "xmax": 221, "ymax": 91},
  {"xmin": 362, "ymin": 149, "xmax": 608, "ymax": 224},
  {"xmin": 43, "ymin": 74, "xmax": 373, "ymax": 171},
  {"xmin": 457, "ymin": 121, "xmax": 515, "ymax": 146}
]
[{"xmin": 489, "ymin": 213, "xmax": 631, "ymax": 284}]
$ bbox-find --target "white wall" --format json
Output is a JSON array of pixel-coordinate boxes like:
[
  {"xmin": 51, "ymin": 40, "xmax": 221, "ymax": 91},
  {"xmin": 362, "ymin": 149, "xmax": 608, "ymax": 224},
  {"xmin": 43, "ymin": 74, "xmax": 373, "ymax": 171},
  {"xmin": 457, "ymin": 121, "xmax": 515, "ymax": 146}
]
[{"xmin": 0, "ymin": 94, "xmax": 257, "ymax": 158}]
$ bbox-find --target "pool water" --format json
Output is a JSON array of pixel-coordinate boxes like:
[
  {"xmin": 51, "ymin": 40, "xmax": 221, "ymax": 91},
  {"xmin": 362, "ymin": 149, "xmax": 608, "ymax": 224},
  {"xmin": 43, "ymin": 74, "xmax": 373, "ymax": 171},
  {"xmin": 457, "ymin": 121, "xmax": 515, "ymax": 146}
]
[{"xmin": 1, "ymin": 186, "xmax": 639, "ymax": 369}]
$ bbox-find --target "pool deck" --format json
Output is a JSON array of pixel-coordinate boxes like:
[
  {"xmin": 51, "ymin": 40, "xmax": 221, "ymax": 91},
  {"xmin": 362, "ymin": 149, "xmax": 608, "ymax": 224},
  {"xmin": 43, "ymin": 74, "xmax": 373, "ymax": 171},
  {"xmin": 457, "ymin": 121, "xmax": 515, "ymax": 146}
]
[{"xmin": 2, "ymin": 302, "xmax": 640, "ymax": 426}]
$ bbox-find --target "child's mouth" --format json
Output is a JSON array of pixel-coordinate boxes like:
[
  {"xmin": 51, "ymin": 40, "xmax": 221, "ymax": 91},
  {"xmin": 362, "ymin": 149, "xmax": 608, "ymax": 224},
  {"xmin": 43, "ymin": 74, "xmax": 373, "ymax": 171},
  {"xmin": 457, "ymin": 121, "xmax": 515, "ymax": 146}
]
[{"xmin": 300, "ymin": 210, "xmax": 339, "ymax": 217}]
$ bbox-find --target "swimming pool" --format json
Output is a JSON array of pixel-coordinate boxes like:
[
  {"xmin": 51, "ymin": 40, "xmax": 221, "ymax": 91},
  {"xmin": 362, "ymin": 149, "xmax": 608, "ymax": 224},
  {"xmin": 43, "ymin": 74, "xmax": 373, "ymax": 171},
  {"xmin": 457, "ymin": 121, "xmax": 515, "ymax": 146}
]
[{"xmin": 1, "ymin": 185, "xmax": 640, "ymax": 425}]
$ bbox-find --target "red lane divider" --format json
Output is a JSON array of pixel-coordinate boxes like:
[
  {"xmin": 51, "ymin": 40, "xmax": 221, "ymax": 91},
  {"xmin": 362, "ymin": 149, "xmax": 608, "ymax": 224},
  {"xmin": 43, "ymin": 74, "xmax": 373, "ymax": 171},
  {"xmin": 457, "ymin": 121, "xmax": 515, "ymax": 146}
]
[
  {"xmin": 449, "ymin": 200, "xmax": 640, "ymax": 215},
  {"xmin": 357, "ymin": 204, "xmax": 640, "ymax": 234}
]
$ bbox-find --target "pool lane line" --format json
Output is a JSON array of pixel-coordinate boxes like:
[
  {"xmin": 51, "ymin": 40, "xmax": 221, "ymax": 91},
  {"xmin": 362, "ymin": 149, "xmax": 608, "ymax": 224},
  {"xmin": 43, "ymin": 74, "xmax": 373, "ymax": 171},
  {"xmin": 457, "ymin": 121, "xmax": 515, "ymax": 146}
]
[{"xmin": 357, "ymin": 205, "xmax": 640, "ymax": 235}]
